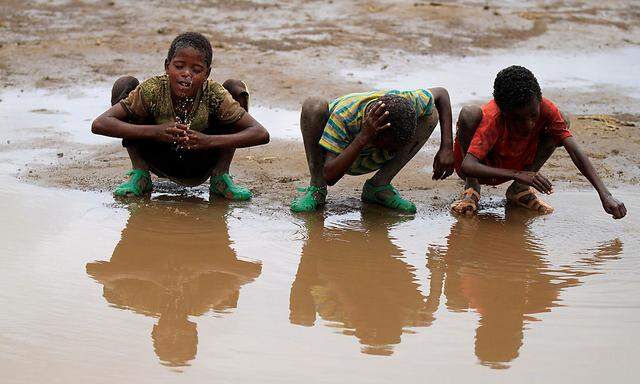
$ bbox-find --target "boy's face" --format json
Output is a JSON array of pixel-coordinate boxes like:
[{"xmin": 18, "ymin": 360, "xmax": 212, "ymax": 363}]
[
  {"xmin": 372, "ymin": 131, "xmax": 403, "ymax": 151},
  {"xmin": 503, "ymin": 97, "xmax": 541, "ymax": 137},
  {"xmin": 165, "ymin": 47, "xmax": 211, "ymax": 99}
]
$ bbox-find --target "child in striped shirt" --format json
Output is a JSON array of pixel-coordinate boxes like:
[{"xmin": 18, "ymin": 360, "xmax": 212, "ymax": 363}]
[{"xmin": 291, "ymin": 88, "xmax": 455, "ymax": 213}]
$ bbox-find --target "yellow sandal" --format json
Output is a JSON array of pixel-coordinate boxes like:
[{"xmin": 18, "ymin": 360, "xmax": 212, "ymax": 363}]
[
  {"xmin": 451, "ymin": 188, "xmax": 480, "ymax": 215},
  {"xmin": 506, "ymin": 187, "xmax": 554, "ymax": 214}
]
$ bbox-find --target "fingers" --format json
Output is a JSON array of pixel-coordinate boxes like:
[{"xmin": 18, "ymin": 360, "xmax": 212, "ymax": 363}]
[
  {"xmin": 432, "ymin": 164, "xmax": 444, "ymax": 180},
  {"xmin": 166, "ymin": 127, "xmax": 188, "ymax": 137},
  {"xmin": 610, "ymin": 202, "xmax": 627, "ymax": 219},
  {"xmin": 534, "ymin": 174, "xmax": 553, "ymax": 194},
  {"xmin": 370, "ymin": 101, "xmax": 384, "ymax": 118},
  {"xmin": 442, "ymin": 167, "xmax": 454, "ymax": 180},
  {"xmin": 538, "ymin": 173, "xmax": 554, "ymax": 194},
  {"xmin": 620, "ymin": 203, "xmax": 627, "ymax": 218}
]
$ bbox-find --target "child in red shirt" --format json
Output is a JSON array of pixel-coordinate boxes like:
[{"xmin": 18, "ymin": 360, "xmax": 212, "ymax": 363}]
[{"xmin": 451, "ymin": 65, "xmax": 626, "ymax": 219}]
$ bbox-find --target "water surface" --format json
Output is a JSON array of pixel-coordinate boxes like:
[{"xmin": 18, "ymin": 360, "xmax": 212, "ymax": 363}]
[{"xmin": 1, "ymin": 177, "xmax": 638, "ymax": 383}]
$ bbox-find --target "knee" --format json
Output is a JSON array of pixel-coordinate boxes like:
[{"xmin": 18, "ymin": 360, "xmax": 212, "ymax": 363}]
[
  {"xmin": 223, "ymin": 78, "xmax": 247, "ymax": 93},
  {"xmin": 456, "ymin": 105, "xmax": 482, "ymax": 141},
  {"xmin": 458, "ymin": 105, "xmax": 482, "ymax": 129},
  {"xmin": 301, "ymin": 97, "xmax": 329, "ymax": 122},
  {"xmin": 560, "ymin": 110, "xmax": 571, "ymax": 128},
  {"xmin": 111, "ymin": 76, "xmax": 139, "ymax": 106}
]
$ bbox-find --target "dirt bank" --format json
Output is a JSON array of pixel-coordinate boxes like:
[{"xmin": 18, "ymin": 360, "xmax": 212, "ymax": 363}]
[{"xmin": 1, "ymin": 0, "xmax": 639, "ymax": 208}]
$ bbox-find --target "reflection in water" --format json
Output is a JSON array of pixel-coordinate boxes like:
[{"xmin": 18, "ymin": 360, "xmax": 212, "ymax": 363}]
[
  {"xmin": 290, "ymin": 209, "xmax": 436, "ymax": 356},
  {"xmin": 427, "ymin": 208, "xmax": 623, "ymax": 369},
  {"xmin": 86, "ymin": 198, "xmax": 261, "ymax": 367}
]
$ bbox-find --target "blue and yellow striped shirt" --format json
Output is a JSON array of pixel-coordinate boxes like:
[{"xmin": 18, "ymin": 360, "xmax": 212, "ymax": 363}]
[{"xmin": 318, "ymin": 89, "xmax": 434, "ymax": 175}]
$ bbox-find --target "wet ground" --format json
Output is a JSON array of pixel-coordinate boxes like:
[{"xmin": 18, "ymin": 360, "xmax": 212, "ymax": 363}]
[
  {"xmin": 2, "ymin": 1, "xmax": 640, "ymax": 382},
  {"xmin": 1, "ymin": 176, "xmax": 639, "ymax": 383}
]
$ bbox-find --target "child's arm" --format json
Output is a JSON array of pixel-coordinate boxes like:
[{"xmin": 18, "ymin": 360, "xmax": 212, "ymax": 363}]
[
  {"xmin": 322, "ymin": 101, "xmax": 389, "ymax": 186},
  {"xmin": 562, "ymin": 136, "xmax": 627, "ymax": 219},
  {"xmin": 460, "ymin": 155, "xmax": 554, "ymax": 194},
  {"xmin": 429, "ymin": 87, "xmax": 455, "ymax": 180},
  {"xmin": 182, "ymin": 112, "xmax": 269, "ymax": 150},
  {"xmin": 92, "ymin": 104, "xmax": 188, "ymax": 143}
]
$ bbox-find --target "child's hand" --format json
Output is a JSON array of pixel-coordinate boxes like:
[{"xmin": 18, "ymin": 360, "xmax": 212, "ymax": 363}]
[
  {"xmin": 180, "ymin": 130, "xmax": 212, "ymax": 151},
  {"xmin": 601, "ymin": 195, "xmax": 627, "ymax": 219},
  {"xmin": 154, "ymin": 122, "xmax": 189, "ymax": 144},
  {"xmin": 359, "ymin": 101, "xmax": 390, "ymax": 143},
  {"xmin": 514, "ymin": 171, "xmax": 554, "ymax": 194},
  {"xmin": 432, "ymin": 148, "xmax": 455, "ymax": 180}
]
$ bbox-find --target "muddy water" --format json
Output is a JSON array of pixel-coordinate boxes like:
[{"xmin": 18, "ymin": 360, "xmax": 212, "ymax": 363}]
[
  {"xmin": 2, "ymin": 47, "xmax": 640, "ymax": 382},
  {"xmin": 1, "ymin": 175, "xmax": 639, "ymax": 382}
]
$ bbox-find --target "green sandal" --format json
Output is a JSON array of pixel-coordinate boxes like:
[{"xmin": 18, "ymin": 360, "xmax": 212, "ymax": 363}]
[
  {"xmin": 113, "ymin": 169, "xmax": 153, "ymax": 197},
  {"xmin": 361, "ymin": 179, "xmax": 416, "ymax": 213},
  {"xmin": 210, "ymin": 173, "xmax": 252, "ymax": 201},
  {"xmin": 290, "ymin": 185, "xmax": 327, "ymax": 212}
]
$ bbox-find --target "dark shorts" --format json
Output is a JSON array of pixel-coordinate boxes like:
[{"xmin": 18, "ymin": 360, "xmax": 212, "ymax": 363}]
[{"xmin": 123, "ymin": 124, "xmax": 228, "ymax": 184}]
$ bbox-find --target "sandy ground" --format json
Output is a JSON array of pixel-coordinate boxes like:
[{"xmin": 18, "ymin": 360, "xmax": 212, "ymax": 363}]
[{"xmin": 1, "ymin": 0, "xmax": 639, "ymax": 208}]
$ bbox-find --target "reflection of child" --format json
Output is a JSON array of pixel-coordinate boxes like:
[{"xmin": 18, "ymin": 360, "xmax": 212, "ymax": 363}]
[
  {"xmin": 291, "ymin": 87, "xmax": 455, "ymax": 213},
  {"xmin": 91, "ymin": 32, "xmax": 269, "ymax": 199},
  {"xmin": 451, "ymin": 65, "xmax": 626, "ymax": 219}
]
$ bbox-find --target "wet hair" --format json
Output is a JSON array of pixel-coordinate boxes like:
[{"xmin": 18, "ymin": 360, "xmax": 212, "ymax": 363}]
[
  {"xmin": 375, "ymin": 94, "xmax": 417, "ymax": 148},
  {"xmin": 493, "ymin": 65, "xmax": 542, "ymax": 112},
  {"xmin": 166, "ymin": 32, "xmax": 213, "ymax": 67}
]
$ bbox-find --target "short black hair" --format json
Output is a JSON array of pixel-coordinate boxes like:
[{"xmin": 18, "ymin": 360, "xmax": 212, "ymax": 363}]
[
  {"xmin": 166, "ymin": 32, "xmax": 213, "ymax": 67},
  {"xmin": 376, "ymin": 94, "xmax": 417, "ymax": 148},
  {"xmin": 493, "ymin": 65, "xmax": 542, "ymax": 112}
]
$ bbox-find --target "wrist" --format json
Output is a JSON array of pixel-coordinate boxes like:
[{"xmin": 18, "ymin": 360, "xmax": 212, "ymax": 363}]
[
  {"xmin": 147, "ymin": 125, "xmax": 162, "ymax": 141},
  {"xmin": 204, "ymin": 134, "xmax": 217, "ymax": 149},
  {"xmin": 598, "ymin": 189, "xmax": 611, "ymax": 200},
  {"xmin": 355, "ymin": 132, "xmax": 372, "ymax": 147}
]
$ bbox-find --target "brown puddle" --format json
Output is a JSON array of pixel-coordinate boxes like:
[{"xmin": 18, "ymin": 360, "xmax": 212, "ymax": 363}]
[{"xmin": 1, "ymin": 178, "xmax": 639, "ymax": 382}]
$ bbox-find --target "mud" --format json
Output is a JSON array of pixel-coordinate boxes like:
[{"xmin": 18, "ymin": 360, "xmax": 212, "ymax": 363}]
[
  {"xmin": 1, "ymin": 178, "xmax": 639, "ymax": 382},
  {"xmin": 2, "ymin": 1, "xmax": 640, "ymax": 382}
]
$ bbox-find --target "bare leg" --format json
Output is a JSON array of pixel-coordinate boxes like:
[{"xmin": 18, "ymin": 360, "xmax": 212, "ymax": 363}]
[
  {"xmin": 211, "ymin": 79, "xmax": 250, "ymax": 176},
  {"xmin": 300, "ymin": 97, "xmax": 330, "ymax": 188},
  {"xmin": 505, "ymin": 112, "xmax": 567, "ymax": 212},
  {"xmin": 111, "ymin": 76, "xmax": 139, "ymax": 106},
  {"xmin": 456, "ymin": 105, "xmax": 483, "ymax": 193},
  {"xmin": 506, "ymin": 112, "xmax": 567, "ymax": 195},
  {"xmin": 451, "ymin": 105, "xmax": 483, "ymax": 214},
  {"xmin": 368, "ymin": 108, "xmax": 439, "ymax": 199},
  {"xmin": 290, "ymin": 97, "xmax": 330, "ymax": 212},
  {"xmin": 110, "ymin": 76, "xmax": 151, "ymax": 193}
]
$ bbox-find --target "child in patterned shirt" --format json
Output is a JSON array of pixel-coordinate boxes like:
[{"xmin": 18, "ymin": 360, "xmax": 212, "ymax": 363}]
[
  {"xmin": 92, "ymin": 32, "xmax": 269, "ymax": 200},
  {"xmin": 291, "ymin": 88, "xmax": 455, "ymax": 213}
]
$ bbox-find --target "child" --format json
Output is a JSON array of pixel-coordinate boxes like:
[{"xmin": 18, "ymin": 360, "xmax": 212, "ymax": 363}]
[
  {"xmin": 290, "ymin": 87, "xmax": 455, "ymax": 213},
  {"xmin": 92, "ymin": 32, "xmax": 269, "ymax": 199},
  {"xmin": 451, "ymin": 65, "xmax": 626, "ymax": 219}
]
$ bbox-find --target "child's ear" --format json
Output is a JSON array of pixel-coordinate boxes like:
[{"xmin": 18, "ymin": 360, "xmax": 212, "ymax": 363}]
[
  {"xmin": 164, "ymin": 59, "xmax": 169, "ymax": 72},
  {"xmin": 206, "ymin": 66, "xmax": 212, "ymax": 78}
]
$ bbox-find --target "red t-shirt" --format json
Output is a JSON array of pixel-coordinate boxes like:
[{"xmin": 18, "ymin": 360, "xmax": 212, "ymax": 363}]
[{"xmin": 467, "ymin": 98, "xmax": 572, "ymax": 171}]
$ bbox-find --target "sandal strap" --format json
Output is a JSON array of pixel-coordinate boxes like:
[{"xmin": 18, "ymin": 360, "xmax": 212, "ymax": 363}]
[
  {"xmin": 461, "ymin": 187, "xmax": 480, "ymax": 201},
  {"xmin": 364, "ymin": 182, "xmax": 397, "ymax": 194},
  {"xmin": 296, "ymin": 185, "xmax": 327, "ymax": 196},
  {"xmin": 511, "ymin": 187, "xmax": 536, "ymax": 202}
]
